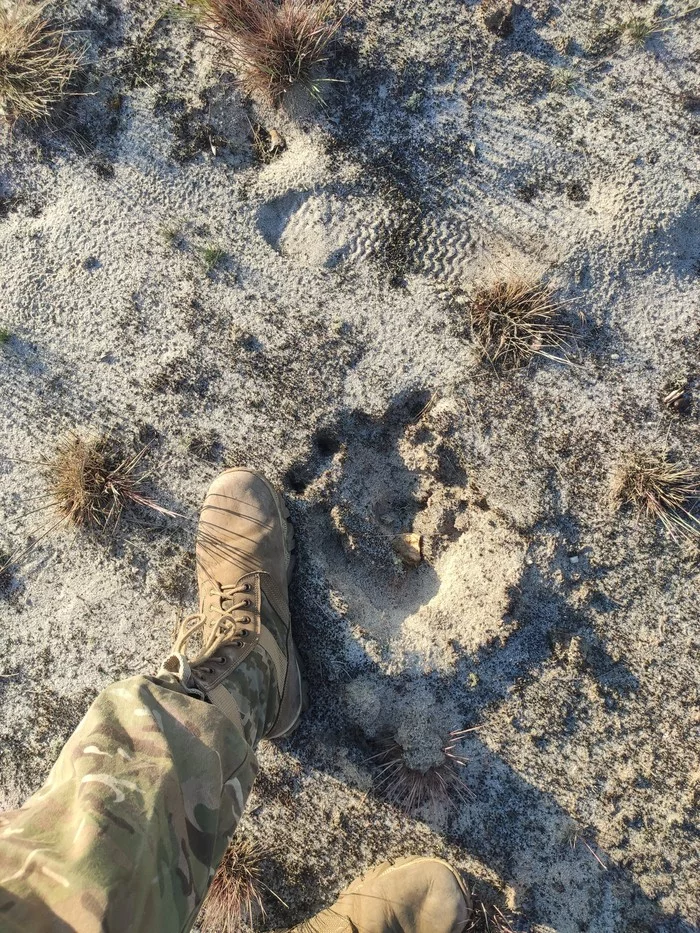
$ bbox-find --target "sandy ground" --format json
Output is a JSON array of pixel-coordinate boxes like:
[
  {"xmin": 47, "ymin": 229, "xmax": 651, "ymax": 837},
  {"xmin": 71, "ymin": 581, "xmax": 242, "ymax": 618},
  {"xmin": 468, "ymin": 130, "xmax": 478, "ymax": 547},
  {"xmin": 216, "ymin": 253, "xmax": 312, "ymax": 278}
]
[{"xmin": 1, "ymin": 0, "xmax": 699, "ymax": 930}]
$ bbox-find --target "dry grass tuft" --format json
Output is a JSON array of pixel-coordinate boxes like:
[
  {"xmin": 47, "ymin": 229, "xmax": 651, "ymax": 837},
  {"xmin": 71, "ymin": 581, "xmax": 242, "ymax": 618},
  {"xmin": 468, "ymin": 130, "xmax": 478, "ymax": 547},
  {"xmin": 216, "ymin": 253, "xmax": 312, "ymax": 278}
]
[
  {"xmin": 48, "ymin": 433, "xmax": 173, "ymax": 531},
  {"xmin": 0, "ymin": 432, "xmax": 179, "ymax": 583},
  {"xmin": 468, "ymin": 280, "xmax": 574, "ymax": 372},
  {"xmin": 192, "ymin": 0, "xmax": 345, "ymax": 104},
  {"xmin": 0, "ymin": 0, "xmax": 83, "ymax": 123},
  {"xmin": 369, "ymin": 731, "xmax": 474, "ymax": 813},
  {"xmin": 611, "ymin": 449, "xmax": 700, "ymax": 543},
  {"xmin": 201, "ymin": 837, "xmax": 268, "ymax": 933}
]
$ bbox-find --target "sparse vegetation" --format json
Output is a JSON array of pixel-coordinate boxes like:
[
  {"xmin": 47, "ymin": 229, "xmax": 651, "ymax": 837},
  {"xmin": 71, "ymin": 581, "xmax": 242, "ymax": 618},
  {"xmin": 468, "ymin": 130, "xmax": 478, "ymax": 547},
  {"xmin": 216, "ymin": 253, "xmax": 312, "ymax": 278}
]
[
  {"xmin": 0, "ymin": 326, "xmax": 11, "ymax": 344},
  {"xmin": 620, "ymin": 4, "xmax": 700, "ymax": 45},
  {"xmin": 621, "ymin": 15, "xmax": 656, "ymax": 44},
  {"xmin": 190, "ymin": 0, "xmax": 346, "ymax": 104},
  {"xmin": 369, "ymin": 732, "xmax": 472, "ymax": 813},
  {"xmin": 188, "ymin": 429, "xmax": 222, "ymax": 461},
  {"xmin": 160, "ymin": 223, "xmax": 182, "ymax": 248},
  {"xmin": 468, "ymin": 280, "xmax": 575, "ymax": 372},
  {"xmin": 465, "ymin": 891, "xmax": 518, "ymax": 933},
  {"xmin": 0, "ymin": 0, "xmax": 83, "ymax": 123},
  {"xmin": 0, "ymin": 433, "xmax": 179, "ymax": 581},
  {"xmin": 612, "ymin": 449, "xmax": 700, "ymax": 543},
  {"xmin": 201, "ymin": 243, "xmax": 227, "ymax": 271},
  {"xmin": 550, "ymin": 67, "xmax": 578, "ymax": 93},
  {"xmin": 200, "ymin": 837, "xmax": 269, "ymax": 933}
]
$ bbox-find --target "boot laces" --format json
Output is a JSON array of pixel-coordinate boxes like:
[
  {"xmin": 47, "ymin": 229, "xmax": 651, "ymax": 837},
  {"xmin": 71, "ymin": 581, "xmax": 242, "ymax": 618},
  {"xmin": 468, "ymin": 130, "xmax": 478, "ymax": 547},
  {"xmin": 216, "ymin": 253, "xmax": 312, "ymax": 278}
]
[{"xmin": 172, "ymin": 581, "xmax": 254, "ymax": 670}]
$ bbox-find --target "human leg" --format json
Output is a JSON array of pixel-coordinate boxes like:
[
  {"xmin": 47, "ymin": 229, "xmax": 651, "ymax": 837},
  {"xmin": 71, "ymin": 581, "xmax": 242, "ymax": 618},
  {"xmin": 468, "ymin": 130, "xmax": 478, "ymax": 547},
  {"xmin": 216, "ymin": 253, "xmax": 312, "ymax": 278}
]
[
  {"xmin": 0, "ymin": 674, "xmax": 257, "ymax": 933},
  {"xmin": 0, "ymin": 469, "xmax": 303, "ymax": 933}
]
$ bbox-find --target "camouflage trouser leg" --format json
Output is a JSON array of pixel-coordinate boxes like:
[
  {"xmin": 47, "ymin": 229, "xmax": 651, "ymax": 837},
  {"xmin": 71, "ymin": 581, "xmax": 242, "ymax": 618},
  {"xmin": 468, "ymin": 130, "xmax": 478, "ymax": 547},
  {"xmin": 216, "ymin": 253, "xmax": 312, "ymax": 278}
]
[{"xmin": 0, "ymin": 675, "xmax": 258, "ymax": 933}]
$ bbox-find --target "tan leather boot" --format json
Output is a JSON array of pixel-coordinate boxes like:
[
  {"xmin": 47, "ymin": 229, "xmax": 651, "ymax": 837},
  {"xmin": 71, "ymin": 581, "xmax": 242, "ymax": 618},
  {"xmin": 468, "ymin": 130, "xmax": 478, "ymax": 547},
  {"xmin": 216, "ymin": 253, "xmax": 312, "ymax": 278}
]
[
  {"xmin": 162, "ymin": 469, "xmax": 305, "ymax": 744},
  {"xmin": 289, "ymin": 856, "xmax": 472, "ymax": 932}
]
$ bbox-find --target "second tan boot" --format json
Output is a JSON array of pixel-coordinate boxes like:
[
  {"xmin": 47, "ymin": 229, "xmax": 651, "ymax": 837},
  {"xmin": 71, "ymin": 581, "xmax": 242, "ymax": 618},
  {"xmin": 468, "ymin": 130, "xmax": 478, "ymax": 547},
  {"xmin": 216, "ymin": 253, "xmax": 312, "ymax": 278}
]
[{"xmin": 290, "ymin": 855, "xmax": 472, "ymax": 932}]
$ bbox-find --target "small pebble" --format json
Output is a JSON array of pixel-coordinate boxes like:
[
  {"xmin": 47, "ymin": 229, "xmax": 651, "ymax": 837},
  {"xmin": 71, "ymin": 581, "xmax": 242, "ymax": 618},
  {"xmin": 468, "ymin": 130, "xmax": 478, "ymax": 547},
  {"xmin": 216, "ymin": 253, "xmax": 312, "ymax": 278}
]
[{"xmin": 392, "ymin": 532, "xmax": 423, "ymax": 567}]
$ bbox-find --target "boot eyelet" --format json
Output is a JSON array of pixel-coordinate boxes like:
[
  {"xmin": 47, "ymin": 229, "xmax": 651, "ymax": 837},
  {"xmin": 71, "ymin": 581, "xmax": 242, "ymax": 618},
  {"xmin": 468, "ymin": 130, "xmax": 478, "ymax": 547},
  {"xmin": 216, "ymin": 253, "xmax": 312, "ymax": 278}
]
[
  {"xmin": 243, "ymin": 583, "xmax": 250, "ymax": 591},
  {"xmin": 245, "ymin": 616, "xmax": 251, "ymax": 624},
  {"xmin": 243, "ymin": 600, "xmax": 250, "ymax": 608},
  {"xmin": 215, "ymin": 656, "xmax": 226, "ymax": 664},
  {"xmin": 234, "ymin": 640, "xmax": 243, "ymax": 648},
  {"xmin": 241, "ymin": 630, "xmax": 248, "ymax": 638}
]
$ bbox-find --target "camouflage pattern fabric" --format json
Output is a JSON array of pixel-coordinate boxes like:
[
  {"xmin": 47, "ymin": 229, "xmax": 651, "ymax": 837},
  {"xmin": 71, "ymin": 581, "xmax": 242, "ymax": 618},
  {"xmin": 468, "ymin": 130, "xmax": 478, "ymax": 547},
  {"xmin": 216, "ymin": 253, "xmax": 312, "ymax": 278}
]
[{"xmin": 0, "ymin": 673, "xmax": 263, "ymax": 933}]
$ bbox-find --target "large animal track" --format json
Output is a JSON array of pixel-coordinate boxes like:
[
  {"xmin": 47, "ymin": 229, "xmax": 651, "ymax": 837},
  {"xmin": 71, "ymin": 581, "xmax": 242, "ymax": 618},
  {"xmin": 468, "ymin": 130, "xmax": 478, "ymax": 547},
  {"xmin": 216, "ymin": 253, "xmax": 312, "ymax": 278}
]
[{"xmin": 288, "ymin": 391, "xmax": 526, "ymax": 690}]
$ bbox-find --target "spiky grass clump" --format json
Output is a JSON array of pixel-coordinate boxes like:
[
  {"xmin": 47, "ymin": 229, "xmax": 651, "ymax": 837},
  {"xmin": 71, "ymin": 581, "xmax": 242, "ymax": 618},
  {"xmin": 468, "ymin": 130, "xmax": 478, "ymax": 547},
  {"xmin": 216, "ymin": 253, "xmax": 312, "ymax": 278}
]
[
  {"xmin": 201, "ymin": 243, "xmax": 227, "ymax": 271},
  {"xmin": 0, "ymin": 0, "xmax": 82, "ymax": 123},
  {"xmin": 49, "ymin": 433, "xmax": 171, "ymax": 531},
  {"xmin": 369, "ymin": 732, "xmax": 473, "ymax": 814},
  {"xmin": 611, "ymin": 450, "xmax": 700, "ymax": 543},
  {"xmin": 620, "ymin": 5, "xmax": 700, "ymax": 45},
  {"xmin": 621, "ymin": 15, "xmax": 656, "ymax": 44},
  {"xmin": 201, "ymin": 837, "xmax": 267, "ymax": 933},
  {"xmin": 469, "ymin": 280, "xmax": 574, "ymax": 372},
  {"xmin": 0, "ymin": 432, "xmax": 178, "ymax": 579},
  {"xmin": 193, "ymin": 0, "xmax": 344, "ymax": 105}
]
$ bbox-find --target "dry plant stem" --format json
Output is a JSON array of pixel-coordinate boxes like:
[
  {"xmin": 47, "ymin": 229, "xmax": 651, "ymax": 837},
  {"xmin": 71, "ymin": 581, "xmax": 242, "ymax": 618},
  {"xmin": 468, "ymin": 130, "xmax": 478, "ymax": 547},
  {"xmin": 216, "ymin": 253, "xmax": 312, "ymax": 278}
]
[
  {"xmin": 0, "ymin": 0, "xmax": 82, "ymax": 122},
  {"xmin": 469, "ymin": 281, "xmax": 574, "ymax": 372},
  {"xmin": 612, "ymin": 451, "xmax": 700, "ymax": 543},
  {"xmin": 201, "ymin": 837, "xmax": 268, "ymax": 933},
  {"xmin": 195, "ymin": 0, "xmax": 345, "ymax": 104}
]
